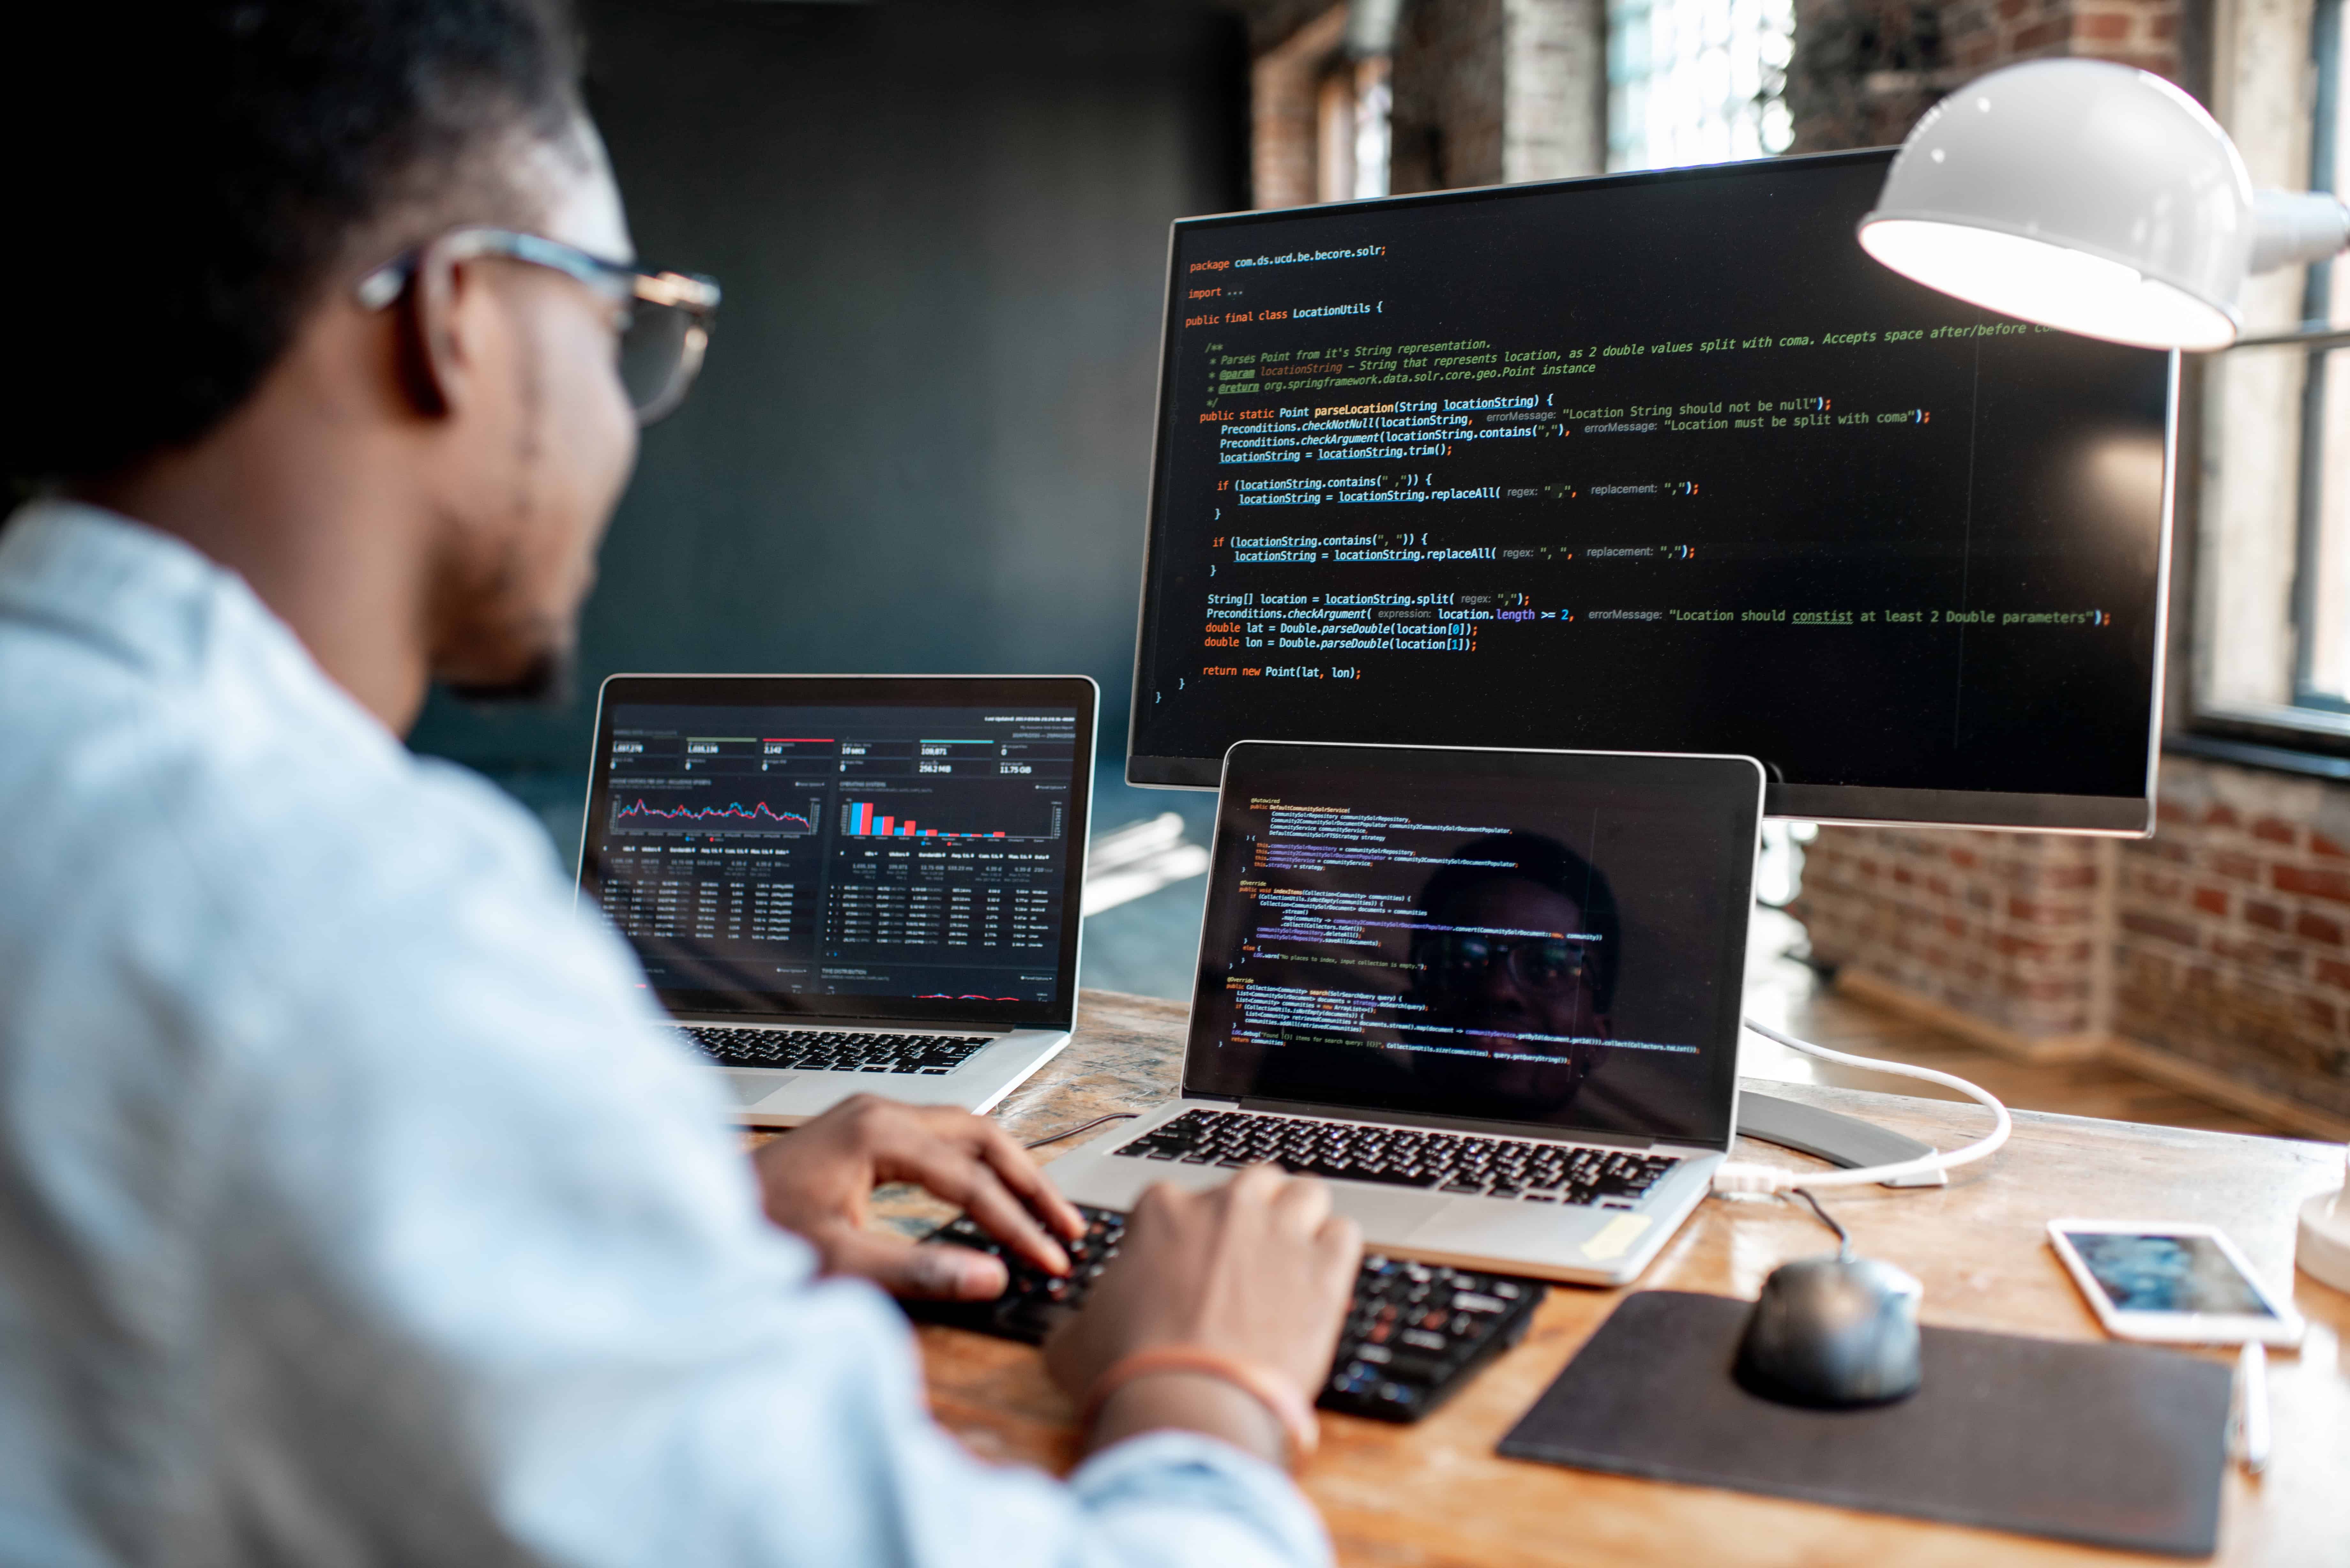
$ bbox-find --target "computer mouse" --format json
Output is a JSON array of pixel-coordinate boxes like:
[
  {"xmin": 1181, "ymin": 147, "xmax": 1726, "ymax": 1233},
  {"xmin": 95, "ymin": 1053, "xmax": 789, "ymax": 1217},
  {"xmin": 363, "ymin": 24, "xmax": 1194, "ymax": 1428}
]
[{"xmin": 1733, "ymin": 1255, "xmax": 1924, "ymax": 1408}]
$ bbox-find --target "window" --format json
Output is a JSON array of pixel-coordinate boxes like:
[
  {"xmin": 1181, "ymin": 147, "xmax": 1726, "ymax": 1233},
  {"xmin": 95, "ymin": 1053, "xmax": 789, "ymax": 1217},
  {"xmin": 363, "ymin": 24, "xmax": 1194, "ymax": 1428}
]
[
  {"xmin": 2294, "ymin": 0, "xmax": 2350, "ymax": 707},
  {"xmin": 1250, "ymin": 4, "xmax": 1389, "ymax": 209},
  {"xmin": 1605, "ymin": 0, "xmax": 1794, "ymax": 172},
  {"xmin": 1317, "ymin": 55, "xmax": 1392, "ymax": 203},
  {"xmin": 2195, "ymin": 0, "xmax": 2350, "ymax": 747}
]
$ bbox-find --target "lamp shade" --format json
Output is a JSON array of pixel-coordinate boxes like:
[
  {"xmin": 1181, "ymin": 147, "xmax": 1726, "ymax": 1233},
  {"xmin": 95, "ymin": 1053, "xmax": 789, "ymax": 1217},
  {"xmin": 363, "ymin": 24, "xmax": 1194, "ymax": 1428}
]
[{"xmin": 1858, "ymin": 60, "xmax": 2254, "ymax": 350}]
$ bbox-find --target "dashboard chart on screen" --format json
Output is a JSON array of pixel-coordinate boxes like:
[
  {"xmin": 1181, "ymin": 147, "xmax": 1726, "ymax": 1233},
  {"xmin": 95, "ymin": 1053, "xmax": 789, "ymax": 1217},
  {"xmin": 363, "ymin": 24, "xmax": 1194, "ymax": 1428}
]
[
  {"xmin": 586, "ymin": 699, "xmax": 1084, "ymax": 1009},
  {"xmin": 1129, "ymin": 149, "xmax": 2175, "ymax": 831}
]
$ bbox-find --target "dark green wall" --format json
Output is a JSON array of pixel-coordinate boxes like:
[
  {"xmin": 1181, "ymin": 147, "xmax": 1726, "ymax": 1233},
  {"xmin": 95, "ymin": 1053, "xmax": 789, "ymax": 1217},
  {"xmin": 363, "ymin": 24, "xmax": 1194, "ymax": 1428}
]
[{"xmin": 409, "ymin": 0, "xmax": 1246, "ymax": 774}]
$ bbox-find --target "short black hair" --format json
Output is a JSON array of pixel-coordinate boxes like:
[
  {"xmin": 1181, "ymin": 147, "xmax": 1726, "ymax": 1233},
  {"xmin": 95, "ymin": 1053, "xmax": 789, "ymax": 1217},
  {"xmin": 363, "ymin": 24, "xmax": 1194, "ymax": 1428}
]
[
  {"xmin": 4, "ymin": 0, "xmax": 585, "ymax": 486},
  {"xmin": 1415, "ymin": 832, "xmax": 1623, "ymax": 1011}
]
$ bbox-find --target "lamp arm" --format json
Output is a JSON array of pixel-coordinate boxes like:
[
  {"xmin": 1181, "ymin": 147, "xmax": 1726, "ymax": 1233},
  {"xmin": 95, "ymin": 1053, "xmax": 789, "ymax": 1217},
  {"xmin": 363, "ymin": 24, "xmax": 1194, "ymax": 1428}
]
[
  {"xmin": 2228, "ymin": 322, "xmax": 2350, "ymax": 351},
  {"xmin": 2250, "ymin": 189, "xmax": 2350, "ymax": 274}
]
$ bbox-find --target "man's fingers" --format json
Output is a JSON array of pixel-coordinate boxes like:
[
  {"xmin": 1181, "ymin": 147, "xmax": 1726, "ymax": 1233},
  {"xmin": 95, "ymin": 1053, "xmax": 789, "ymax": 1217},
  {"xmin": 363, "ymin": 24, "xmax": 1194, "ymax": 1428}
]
[
  {"xmin": 821, "ymin": 1228, "xmax": 1010, "ymax": 1301},
  {"xmin": 869, "ymin": 1106, "xmax": 1086, "ymax": 1245},
  {"xmin": 1223, "ymin": 1162, "xmax": 1288, "ymax": 1207},
  {"xmin": 1268, "ymin": 1171, "xmax": 1334, "ymax": 1232},
  {"xmin": 1125, "ymin": 1180, "xmax": 1184, "ymax": 1243},
  {"xmin": 1315, "ymin": 1212, "xmax": 1364, "ymax": 1280},
  {"xmin": 850, "ymin": 1104, "xmax": 1073, "ymax": 1271},
  {"xmin": 888, "ymin": 1137, "xmax": 1070, "ymax": 1275},
  {"xmin": 971, "ymin": 1120, "xmax": 1087, "ymax": 1241},
  {"xmin": 951, "ymin": 1165, "xmax": 1073, "ymax": 1275}
]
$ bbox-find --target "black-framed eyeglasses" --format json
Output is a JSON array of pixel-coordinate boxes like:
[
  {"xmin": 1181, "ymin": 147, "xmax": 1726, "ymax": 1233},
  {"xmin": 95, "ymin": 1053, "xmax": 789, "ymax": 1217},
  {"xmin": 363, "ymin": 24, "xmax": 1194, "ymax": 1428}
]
[
  {"xmin": 1418, "ymin": 934, "xmax": 1593, "ymax": 993},
  {"xmin": 355, "ymin": 227, "xmax": 721, "ymax": 425}
]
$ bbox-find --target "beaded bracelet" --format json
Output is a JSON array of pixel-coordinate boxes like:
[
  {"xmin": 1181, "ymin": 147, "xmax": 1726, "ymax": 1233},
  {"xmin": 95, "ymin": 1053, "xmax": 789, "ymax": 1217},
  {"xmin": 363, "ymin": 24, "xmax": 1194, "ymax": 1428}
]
[{"xmin": 1082, "ymin": 1345, "xmax": 1320, "ymax": 1466}]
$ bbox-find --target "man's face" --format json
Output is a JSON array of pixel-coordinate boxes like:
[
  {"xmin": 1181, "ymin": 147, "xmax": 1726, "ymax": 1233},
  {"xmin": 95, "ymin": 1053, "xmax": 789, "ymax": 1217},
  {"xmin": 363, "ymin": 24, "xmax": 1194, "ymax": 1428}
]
[{"xmin": 429, "ymin": 127, "xmax": 640, "ymax": 701}]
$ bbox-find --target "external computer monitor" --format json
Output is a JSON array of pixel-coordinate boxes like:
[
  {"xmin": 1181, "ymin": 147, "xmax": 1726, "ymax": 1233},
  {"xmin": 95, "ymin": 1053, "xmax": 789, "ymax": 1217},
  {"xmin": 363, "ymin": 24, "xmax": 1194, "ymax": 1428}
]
[{"xmin": 1127, "ymin": 149, "xmax": 2175, "ymax": 832}]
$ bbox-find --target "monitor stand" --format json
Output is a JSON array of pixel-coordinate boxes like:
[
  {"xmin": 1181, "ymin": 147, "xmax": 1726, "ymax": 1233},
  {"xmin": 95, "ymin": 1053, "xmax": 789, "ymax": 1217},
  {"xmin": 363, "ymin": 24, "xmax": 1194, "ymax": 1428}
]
[{"xmin": 1734, "ymin": 1090, "xmax": 1947, "ymax": 1187}]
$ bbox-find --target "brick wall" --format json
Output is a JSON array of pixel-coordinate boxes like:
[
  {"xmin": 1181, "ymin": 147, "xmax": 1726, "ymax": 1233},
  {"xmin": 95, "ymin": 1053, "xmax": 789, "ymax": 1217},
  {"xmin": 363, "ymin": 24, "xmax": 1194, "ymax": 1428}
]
[
  {"xmin": 1787, "ymin": 0, "xmax": 1956, "ymax": 152},
  {"xmin": 1387, "ymin": 0, "xmax": 1608, "ymax": 192},
  {"xmin": 1500, "ymin": 0, "xmax": 1608, "ymax": 181},
  {"xmin": 1793, "ymin": 830, "xmax": 2110, "ymax": 1049},
  {"xmin": 1788, "ymin": 0, "xmax": 2181, "ymax": 152},
  {"xmin": 1944, "ymin": 0, "xmax": 2179, "ymax": 73},
  {"xmin": 1250, "ymin": 3, "xmax": 1350, "ymax": 207},
  {"xmin": 1391, "ymin": 0, "xmax": 1507, "ymax": 191},
  {"xmin": 1795, "ymin": 753, "xmax": 2350, "ymax": 1135},
  {"xmin": 1248, "ymin": 0, "xmax": 1606, "ymax": 205},
  {"xmin": 2116, "ymin": 755, "xmax": 2350, "ymax": 1126}
]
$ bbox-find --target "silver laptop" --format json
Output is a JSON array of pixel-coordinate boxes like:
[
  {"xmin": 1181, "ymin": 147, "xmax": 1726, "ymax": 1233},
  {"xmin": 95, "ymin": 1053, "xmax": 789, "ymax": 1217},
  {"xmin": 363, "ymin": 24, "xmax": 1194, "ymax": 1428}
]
[
  {"xmin": 579, "ymin": 674, "xmax": 1096, "ymax": 1127},
  {"xmin": 1051, "ymin": 740, "xmax": 1760, "ymax": 1285}
]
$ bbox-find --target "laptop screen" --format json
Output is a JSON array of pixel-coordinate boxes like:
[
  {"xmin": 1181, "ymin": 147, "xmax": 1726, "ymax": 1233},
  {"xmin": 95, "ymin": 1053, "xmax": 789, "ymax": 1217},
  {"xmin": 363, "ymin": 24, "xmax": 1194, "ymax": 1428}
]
[
  {"xmin": 581, "ymin": 675, "xmax": 1095, "ymax": 1029},
  {"xmin": 1186, "ymin": 743, "xmax": 1758, "ymax": 1148}
]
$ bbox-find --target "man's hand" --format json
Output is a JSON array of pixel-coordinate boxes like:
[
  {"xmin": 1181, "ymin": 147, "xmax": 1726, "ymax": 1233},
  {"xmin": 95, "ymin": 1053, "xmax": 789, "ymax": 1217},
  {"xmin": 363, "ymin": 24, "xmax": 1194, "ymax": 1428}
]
[
  {"xmin": 1043, "ymin": 1166, "xmax": 1361, "ymax": 1460},
  {"xmin": 751, "ymin": 1095, "xmax": 1084, "ymax": 1301}
]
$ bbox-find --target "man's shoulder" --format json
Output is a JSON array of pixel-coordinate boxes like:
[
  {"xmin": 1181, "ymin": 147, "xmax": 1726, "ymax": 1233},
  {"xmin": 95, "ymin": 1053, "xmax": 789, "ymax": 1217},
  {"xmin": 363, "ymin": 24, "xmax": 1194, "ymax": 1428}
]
[
  {"xmin": 0, "ymin": 625, "xmax": 575, "ymax": 1005},
  {"xmin": 0, "ymin": 507, "xmax": 558, "ymax": 921},
  {"xmin": 13, "ymin": 666, "xmax": 540, "ymax": 886}
]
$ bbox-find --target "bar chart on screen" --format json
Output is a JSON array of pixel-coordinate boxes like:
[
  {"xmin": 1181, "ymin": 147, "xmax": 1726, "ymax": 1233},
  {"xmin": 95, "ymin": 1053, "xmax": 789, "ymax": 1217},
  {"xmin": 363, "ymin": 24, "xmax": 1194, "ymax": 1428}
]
[{"xmin": 838, "ymin": 797, "xmax": 1063, "ymax": 841}]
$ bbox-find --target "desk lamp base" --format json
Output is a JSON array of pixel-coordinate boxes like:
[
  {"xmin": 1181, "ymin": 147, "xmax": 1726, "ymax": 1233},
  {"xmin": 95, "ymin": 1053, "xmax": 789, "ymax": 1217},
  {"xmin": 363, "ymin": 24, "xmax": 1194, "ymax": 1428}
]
[{"xmin": 2298, "ymin": 1161, "xmax": 2350, "ymax": 1294}]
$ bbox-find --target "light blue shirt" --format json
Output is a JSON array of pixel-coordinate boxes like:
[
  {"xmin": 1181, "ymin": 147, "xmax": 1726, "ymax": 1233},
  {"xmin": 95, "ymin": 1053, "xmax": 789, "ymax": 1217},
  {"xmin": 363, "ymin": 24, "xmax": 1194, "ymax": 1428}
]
[{"xmin": 0, "ymin": 501, "xmax": 1328, "ymax": 1568}]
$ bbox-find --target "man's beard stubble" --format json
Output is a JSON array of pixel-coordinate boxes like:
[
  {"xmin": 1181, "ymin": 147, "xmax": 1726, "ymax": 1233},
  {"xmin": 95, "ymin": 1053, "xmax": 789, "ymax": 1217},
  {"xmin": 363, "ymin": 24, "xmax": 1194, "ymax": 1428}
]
[{"xmin": 440, "ymin": 635, "xmax": 577, "ymax": 709}]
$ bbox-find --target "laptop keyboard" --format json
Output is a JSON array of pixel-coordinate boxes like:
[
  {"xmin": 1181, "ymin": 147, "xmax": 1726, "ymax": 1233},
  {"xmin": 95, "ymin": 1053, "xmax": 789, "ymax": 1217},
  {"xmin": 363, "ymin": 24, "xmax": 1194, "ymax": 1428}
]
[
  {"xmin": 681, "ymin": 1026, "xmax": 989, "ymax": 1074},
  {"xmin": 905, "ymin": 1205, "xmax": 1546, "ymax": 1422},
  {"xmin": 1112, "ymin": 1109, "xmax": 1679, "ymax": 1205}
]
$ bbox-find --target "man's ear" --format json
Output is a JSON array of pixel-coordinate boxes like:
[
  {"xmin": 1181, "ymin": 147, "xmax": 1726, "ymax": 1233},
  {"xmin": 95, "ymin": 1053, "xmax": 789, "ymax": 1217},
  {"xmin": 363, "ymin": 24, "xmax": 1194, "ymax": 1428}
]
[{"xmin": 391, "ymin": 239, "xmax": 478, "ymax": 421}]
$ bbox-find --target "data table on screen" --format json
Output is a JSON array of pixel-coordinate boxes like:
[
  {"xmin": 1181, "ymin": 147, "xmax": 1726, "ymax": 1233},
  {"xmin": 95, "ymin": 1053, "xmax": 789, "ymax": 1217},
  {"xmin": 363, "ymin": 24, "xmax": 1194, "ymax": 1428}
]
[{"xmin": 588, "ymin": 703, "xmax": 1082, "ymax": 1005}]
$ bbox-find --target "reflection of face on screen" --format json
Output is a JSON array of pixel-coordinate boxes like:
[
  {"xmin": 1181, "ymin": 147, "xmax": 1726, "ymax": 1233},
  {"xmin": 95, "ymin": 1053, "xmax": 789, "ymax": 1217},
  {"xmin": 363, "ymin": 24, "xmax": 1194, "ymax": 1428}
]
[{"xmin": 1407, "ymin": 835, "xmax": 1618, "ymax": 1113}]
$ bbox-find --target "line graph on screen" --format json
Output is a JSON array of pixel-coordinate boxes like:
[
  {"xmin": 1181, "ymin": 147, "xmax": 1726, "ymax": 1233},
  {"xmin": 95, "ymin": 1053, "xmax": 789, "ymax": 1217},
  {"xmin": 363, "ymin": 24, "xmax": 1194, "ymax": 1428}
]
[{"xmin": 610, "ymin": 794, "xmax": 821, "ymax": 835}]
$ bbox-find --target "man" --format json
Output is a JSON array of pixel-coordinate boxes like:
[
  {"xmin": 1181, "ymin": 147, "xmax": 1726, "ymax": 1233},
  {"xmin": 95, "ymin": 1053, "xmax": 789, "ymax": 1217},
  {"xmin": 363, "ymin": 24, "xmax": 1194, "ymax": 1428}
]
[{"xmin": 0, "ymin": 3, "xmax": 1359, "ymax": 1563}]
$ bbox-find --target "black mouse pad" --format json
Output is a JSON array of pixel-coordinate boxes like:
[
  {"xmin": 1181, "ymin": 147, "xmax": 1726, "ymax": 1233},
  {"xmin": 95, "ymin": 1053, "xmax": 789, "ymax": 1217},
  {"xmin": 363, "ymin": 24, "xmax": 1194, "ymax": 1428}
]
[{"xmin": 1498, "ymin": 1290, "xmax": 2230, "ymax": 1556}]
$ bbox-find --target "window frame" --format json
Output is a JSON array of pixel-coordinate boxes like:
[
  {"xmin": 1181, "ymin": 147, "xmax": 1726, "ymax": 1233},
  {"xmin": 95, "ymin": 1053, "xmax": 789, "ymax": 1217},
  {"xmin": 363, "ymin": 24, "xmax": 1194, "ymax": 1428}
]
[
  {"xmin": 2291, "ymin": 0, "xmax": 2346, "ymax": 712},
  {"xmin": 2178, "ymin": 0, "xmax": 2350, "ymax": 767}
]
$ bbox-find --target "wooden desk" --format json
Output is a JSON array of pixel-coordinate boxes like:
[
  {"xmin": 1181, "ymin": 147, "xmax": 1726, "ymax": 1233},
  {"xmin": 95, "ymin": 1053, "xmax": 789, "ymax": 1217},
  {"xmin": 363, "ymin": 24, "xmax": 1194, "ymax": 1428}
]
[{"xmin": 912, "ymin": 991, "xmax": 2350, "ymax": 1567}]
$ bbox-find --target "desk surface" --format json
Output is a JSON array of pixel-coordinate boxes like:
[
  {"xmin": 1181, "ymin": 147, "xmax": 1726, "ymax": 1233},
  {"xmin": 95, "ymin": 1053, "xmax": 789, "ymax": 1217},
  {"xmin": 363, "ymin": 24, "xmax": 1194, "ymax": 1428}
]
[{"xmin": 911, "ymin": 991, "xmax": 2350, "ymax": 1568}]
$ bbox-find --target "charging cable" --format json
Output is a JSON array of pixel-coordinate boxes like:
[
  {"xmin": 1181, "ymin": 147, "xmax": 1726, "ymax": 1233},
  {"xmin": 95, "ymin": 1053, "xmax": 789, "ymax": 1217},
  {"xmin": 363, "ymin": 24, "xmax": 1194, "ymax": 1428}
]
[{"xmin": 1711, "ymin": 1017, "xmax": 2013, "ymax": 1195}]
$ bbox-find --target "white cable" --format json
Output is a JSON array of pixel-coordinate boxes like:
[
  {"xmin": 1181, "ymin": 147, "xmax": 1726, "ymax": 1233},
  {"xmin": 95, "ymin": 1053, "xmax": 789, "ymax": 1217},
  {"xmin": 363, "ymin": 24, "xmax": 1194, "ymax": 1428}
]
[{"xmin": 1711, "ymin": 1016, "xmax": 2013, "ymax": 1195}]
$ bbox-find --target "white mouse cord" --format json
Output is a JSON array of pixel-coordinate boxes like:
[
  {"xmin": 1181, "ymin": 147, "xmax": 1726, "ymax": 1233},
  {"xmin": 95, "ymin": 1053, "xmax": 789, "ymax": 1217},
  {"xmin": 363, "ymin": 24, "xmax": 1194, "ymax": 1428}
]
[{"xmin": 1711, "ymin": 1017, "xmax": 2013, "ymax": 1195}]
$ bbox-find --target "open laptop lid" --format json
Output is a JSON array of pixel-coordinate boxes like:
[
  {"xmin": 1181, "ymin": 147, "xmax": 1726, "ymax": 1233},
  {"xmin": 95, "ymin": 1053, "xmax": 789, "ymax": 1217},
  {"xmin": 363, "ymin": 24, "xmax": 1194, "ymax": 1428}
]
[
  {"xmin": 581, "ymin": 675, "xmax": 1096, "ymax": 1031},
  {"xmin": 1183, "ymin": 742, "xmax": 1762, "ymax": 1151}
]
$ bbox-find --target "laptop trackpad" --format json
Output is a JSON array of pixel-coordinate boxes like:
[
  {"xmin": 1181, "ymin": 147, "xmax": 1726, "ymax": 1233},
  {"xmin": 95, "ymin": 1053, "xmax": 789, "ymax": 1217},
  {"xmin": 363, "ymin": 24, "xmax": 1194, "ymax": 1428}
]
[
  {"xmin": 722, "ymin": 1070, "xmax": 798, "ymax": 1107},
  {"xmin": 1408, "ymin": 1200, "xmax": 1600, "ymax": 1255},
  {"xmin": 1323, "ymin": 1186, "xmax": 1448, "ymax": 1246}
]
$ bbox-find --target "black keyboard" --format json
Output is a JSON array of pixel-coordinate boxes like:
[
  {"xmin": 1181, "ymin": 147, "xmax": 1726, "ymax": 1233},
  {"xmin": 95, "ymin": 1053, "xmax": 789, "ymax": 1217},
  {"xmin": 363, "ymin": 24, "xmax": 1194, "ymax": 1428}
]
[
  {"xmin": 905, "ymin": 1205, "xmax": 1545, "ymax": 1422},
  {"xmin": 1112, "ymin": 1109, "xmax": 1679, "ymax": 1205},
  {"xmin": 682, "ymin": 1026, "xmax": 988, "ymax": 1074}
]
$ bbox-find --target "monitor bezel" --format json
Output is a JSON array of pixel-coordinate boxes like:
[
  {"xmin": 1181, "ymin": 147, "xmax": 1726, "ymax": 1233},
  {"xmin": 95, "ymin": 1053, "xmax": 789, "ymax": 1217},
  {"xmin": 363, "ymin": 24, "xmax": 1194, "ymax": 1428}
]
[
  {"xmin": 583, "ymin": 672, "xmax": 1097, "ymax": 1029},
  {"xmin": 1122, "ymin": 148, "xmax": 2174, "ymax": 837}
]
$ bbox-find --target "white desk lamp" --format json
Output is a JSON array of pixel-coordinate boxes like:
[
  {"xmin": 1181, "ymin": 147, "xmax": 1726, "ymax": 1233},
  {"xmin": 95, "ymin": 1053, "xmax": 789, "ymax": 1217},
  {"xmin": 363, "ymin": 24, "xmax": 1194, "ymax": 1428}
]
[
  {"xmin": 1855, "ymin": 57, "xmax": 2350, "ymax": 1293},
  {"xmin": 1857, "ymin": 58, "xmax": 2350, "ymax": 352}
]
